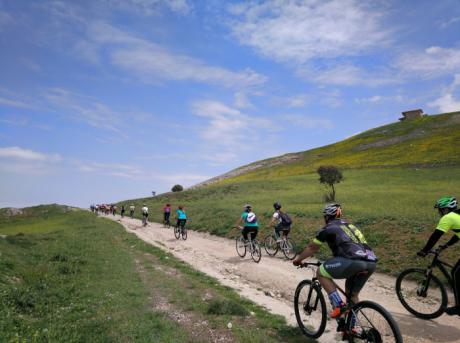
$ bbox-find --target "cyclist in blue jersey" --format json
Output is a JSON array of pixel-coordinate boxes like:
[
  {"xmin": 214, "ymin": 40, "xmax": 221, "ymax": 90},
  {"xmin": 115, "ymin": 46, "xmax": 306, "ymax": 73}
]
[
  {"xmin": 176, "ymin": 205, "xmax": 187, "ymax": 228},
  {"xmin": 236, "ymin": 204, "xmax": 259, "ymax": 242}
]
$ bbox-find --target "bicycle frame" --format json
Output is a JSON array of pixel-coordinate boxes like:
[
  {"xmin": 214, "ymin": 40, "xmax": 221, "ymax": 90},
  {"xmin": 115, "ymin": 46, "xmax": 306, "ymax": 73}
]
[{"xmin": 427, "ymin": 252, "xmax": 454, "ymax": 290}]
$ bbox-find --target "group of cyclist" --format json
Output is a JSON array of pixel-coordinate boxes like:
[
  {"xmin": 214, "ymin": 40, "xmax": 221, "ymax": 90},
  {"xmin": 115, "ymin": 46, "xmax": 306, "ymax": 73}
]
[{"xmin": 236, "ymin": 196, "xmax": 460, "ymax": 326}]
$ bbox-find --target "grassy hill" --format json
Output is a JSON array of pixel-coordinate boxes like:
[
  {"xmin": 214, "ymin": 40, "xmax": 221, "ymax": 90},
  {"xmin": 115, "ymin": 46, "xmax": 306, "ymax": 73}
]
[
  {"xmin": 119, "ymin": 111, "xmax": 460, "ymax": 274},
  {"xmin": 0, "ymin": 205, "xmax": 307, "ymax": 342}
]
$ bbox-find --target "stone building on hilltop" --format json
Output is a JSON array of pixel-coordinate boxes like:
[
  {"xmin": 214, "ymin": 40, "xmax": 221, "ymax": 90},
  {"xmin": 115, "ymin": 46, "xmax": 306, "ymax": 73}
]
[{"xmin": 399, "ymin": 109, "xmax": 424, "ymax": 121}]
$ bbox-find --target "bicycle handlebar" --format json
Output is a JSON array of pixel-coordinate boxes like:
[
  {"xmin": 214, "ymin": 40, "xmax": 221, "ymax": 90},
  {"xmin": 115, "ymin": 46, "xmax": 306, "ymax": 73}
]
[{"xmin": 297, "ymin": 261, "xmax": 322, "ymax": 269}]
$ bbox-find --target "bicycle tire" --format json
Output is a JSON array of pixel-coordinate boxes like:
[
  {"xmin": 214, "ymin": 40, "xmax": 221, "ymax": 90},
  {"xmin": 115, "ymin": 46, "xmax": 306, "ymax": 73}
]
[
  {"xmin": 282, "ymin": 237, "xmax": 297, "ymax": 260},
  {"xmin": 264, "ymin": 235, "xmax": 278, "ymax": 256},
  {"xmin": 181, "ymin": 227, "xmax": 187, "ymax": 240},
  {"xmin": 174, "ymin": 226, "xmax": 181, "ymax": 239},
  {"xmin": 294, "ymin": 279, "xmax": 327, "ymax": 339},
  {"xmin": 251, "ymin": 240, "xmax": 262, "ymax": 263},
  {"xmin": 395, "ymin": 268, "xmax": 447, "ymax": 319},
  {"xmin": 235, "ymin": 237, "xmax": 246, "ymax": 257},
  {"xmin": 345, "ymin": 300, "xmax": 403, "ymax": 343}
]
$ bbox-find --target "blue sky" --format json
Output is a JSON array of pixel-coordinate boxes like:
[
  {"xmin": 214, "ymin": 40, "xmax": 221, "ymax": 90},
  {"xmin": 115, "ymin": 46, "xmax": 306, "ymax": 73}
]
[{"xmin": 1, "ymin": 0, "xmax": 460, "ymax": 208}]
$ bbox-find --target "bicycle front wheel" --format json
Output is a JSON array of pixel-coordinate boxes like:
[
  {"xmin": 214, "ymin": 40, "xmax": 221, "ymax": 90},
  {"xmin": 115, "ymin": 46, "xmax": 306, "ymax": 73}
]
[
  {"xmin": 235, "ymin": 237, "xmax": 246, "ymax": 257},
  {"xmin": 251, "ymin": 240, "xmax": 262, "ymax": 263},
  {"xmin": 181, "ymin": 227, "xmax": 187, "ymax": 240},
  {"xmin": 174, "ymin": 226, "xmax": 181, "ymax": 239},
  {"xmin": 294, "ymin": 280, "xmax": 327, "ymax": 339},
  {"xmin": 345, "ymin": 300, "xmax": 403, "ymax": 343},
  {"xmin": 395, "ymin": 268, "xmax": 447, "ymax": 319},
  {"xmin": 264, "ymin": 235, "xmax": 278, "ymax": 256},
  {"xmin": 282, "ymin": 238, "xmax": 297, "ymax": 260}
]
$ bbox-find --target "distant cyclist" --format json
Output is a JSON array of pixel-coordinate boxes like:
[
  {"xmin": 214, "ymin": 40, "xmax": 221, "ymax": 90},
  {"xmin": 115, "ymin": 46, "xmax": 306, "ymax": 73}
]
[
  {"xmin": 176, "ymin": 205, "xmax": 187, "ymax": 229},
  {"xmin": 236, "ymin": 204, "xmax": 259, "ymax": 242},
  {"xmin": 120, "ymin": 205, "xmax": 125, "ymax": 218},
  {"xmin": 293, "ymin": 203, "xmax": 377, "ymax": 321},
  {"xmin": 417, "ymin": 196, "xmax": 460, "ymax": 315},
  {"xmin": 141, "ymin": 204, "xmax": 149, "ymax": 225},
  {"xmin": 129, "ymin": 204, "xmax": 135, "ymax": 219},
  {"xmin": 269, "ymin": 202, "xmax": 292, "ymax": 242},
  {"xmin": 163, "ymin": 203, "xmax": 171, "ymax": 226}
]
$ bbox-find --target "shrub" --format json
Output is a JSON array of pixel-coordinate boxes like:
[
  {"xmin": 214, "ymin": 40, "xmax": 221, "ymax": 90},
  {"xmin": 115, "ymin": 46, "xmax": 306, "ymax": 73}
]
[
  {"xmin": 171, "ymin": 185, "xmax": 184, "ymax": 192},
  {"xmin": 317, "ymin": 166, "xmax": 343, "ymax": 201}
]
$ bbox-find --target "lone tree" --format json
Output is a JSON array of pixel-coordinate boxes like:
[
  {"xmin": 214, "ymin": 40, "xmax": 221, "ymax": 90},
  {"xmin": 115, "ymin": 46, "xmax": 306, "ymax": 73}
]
[
  {"xmin": 171, "ymin": 184, "xmax": 183, "ymax": 192},
  {"xmin": 317, "ymin": 165, "xmax": 343, "ymax": 202}
]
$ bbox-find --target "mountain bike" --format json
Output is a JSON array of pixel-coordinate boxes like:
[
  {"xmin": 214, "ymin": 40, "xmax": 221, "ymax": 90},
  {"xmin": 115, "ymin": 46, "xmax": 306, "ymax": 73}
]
[
  {"xmin": 396, "ymin": 245, "xmax": 453, "ymax": 319},
  {"xmin": 294, "ymin": 261, "xmax": 402, "ymax": 342},
  {"xmin": 234, "ymin": 227, "xmax": 262, "ymax": 263},
  {"xmin": 264, "ymin": 229, "xmax": 297, "ymax": 260},
  {"xmin": 174, "ymin": 221, "xmax": 187, "ymax": 240}
]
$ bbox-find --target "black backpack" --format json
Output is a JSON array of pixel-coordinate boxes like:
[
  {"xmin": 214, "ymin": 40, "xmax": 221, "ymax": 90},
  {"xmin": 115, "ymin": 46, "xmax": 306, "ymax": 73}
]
[{"xmin": 279, "ymin": 211, "xmax": 292, "ymax": 227}]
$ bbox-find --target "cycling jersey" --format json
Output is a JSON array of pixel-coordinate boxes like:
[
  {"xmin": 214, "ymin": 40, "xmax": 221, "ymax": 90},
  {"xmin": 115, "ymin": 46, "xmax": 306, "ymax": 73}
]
[
  {"xmin": 142, "ymin": 207, "xmax": 148, "ymax": 215},
  {"xmin": 164, "ymin": 206, "xmax": 171, "ymax": 213},
  {"xmin": 130, "ymin": 206, "xmax": 135, "ymax": 211},
  {"xmin": 242, "ymin": 212, "xmax": 258, "ymax": 228},
  {"xmin": 313, "ymin": 219, "xmax": 376, "ymax": 261},
  {"xmin": 436, "ymin": 211, "xmax": 460, "ymax": 237},
  {"xmin": 177, "ymin": 209, "xmax": 187, "ymax": 220}
]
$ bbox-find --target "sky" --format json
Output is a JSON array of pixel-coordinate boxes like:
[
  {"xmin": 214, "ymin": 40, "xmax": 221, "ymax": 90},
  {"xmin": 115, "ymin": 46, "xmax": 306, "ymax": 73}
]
[{"xmin": 1, "ymin": 0, "xmax": 460, "ymax": 208}]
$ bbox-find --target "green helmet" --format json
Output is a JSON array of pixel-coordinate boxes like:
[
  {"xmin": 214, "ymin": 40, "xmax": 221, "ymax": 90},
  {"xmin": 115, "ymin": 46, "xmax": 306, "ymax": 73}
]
[{"xmin": 434, "ymin": 197, "xmax": 457, "ymax": 209}]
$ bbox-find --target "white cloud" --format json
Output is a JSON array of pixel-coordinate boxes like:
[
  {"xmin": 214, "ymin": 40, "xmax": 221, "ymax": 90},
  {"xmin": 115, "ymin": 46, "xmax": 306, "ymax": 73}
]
[
  {"xmin": 355, "ymin": 94, "xmax": 404, "ymax": 104},
  {"xmin": 397, "ymin": 46, "xmax": 460, "ymax": 79},
  {"xmin": 0, "ymin": 96, "xmax": 34, "ymax": 109},
  {"xmin": 439, "ymin": 16, "xmax": 460, "ymax": 29},
  {"xmin": 228, "ymin": 0, "xmax": 390, "ymax": 63},
  {"xmin": 0, "ymin": 146, "xmax": 61, "ymax": 162},
  {"xmin": 283, "ymin": 114, "xmax": 334, "ymax": 130},
  {"xmin": 82, "ymin": 21, "xmax": 267, "ymax": 89},
  {"xmin": 105, "ymin": 0, "xmax": 192, "ymax": 16},
  {"xmin": 428, "ymin": 74, "xmax": 460, "ymax": 113},
  {"xmin": 191, "ymin": 100, "xmax": 276, "ymax": 164}
]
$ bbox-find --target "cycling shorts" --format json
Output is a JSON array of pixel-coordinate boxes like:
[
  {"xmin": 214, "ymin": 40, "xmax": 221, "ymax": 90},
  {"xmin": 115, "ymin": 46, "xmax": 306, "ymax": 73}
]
[{"xmin": 319, "ymin": 256, "xmax": 376, "ymax": 294}]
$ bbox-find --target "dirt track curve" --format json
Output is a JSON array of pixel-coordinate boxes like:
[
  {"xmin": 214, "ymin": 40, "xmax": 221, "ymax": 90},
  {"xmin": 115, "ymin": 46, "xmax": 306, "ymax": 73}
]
[{"xmin": 105, "ymin": 214, "xmax": 460, "ymax": 343}]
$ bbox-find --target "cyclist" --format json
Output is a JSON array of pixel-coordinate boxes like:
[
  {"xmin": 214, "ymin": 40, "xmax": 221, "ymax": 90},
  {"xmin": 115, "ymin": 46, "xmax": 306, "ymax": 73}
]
[
  {"xmin": 417, "ymin": 196, "xmax": 460, "ymax": 315},
  {"xmin": 176, "ymin": 205, "xmax": 187, "ymax": 230},
  {"xmin": 163, "ymin": 203, "xmax": 171, "ymax": 226},
  {"xmin": 236, "ymin": 204, "xmax": 259, "ymax": 242},
  {"xmin": 120, "ymin": 205, "xmax": 125, "ymax": 218},
  {"xmin": 293, "ymin": 203, "xmax": 377, "ymax": 320},
  {"xmin": 269, "ymin": 202, "xmax": 291, "ymax": 242},
  {"xmin": 129, "ymin": 204, "xmax": 135, "ymax": 218},
  {"xmin": 141, "ymin": 204, "xmax": 148, "ymax": 225}
]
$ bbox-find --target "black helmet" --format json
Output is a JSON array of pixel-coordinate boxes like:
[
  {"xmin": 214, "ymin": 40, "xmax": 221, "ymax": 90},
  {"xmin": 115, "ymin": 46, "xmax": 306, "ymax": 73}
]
[{"xmin": 273, "ymin": 202, "xmax": 281, "ymax": 210}]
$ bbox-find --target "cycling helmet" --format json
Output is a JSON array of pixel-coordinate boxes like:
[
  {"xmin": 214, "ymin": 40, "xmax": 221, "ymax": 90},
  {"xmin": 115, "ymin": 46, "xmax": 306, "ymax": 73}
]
[
  {"xmin": 323, "ymin": 203, "xmax": 342, "ymax": 217},
  {"xmin": 273, "ymin": 202, "xmax": 281, "ymax": 210},
  {"xmin": 243, "ymin": 204, "xmax": 252, "ymax": 210},
  {"xmin": 434, "ymin": 197, "xmax": 457, "ymax": 209}
]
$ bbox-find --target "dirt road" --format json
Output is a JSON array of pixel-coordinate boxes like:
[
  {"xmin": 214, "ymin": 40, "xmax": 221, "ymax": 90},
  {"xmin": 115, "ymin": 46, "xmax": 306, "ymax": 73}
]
[{"xmin": 106, "ymin": 215, "xmax": 460, "ymax": 342}]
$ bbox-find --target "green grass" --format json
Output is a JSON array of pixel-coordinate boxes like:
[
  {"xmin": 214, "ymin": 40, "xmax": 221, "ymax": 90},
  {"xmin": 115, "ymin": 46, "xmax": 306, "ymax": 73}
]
[
  {"xmin": 0, "ymin": 205, "xmax": 309, "ymax": 343},
  {"xmin": 120, "ymin": 166, "xmax": 460, "ymax": 274}
]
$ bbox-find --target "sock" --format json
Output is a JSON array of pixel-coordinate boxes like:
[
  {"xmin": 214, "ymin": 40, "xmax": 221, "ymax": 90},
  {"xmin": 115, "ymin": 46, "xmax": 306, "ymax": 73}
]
[{"xmin": 328, "ymin": 290, "xmax": 343, "ymax": 308}]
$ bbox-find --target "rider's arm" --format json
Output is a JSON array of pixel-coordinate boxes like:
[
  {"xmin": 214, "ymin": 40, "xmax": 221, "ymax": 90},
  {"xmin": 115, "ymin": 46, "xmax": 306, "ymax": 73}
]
[
  {"xmin": 420, "ymin": 229, "xmax": 444, "ymax": 253},
  {"xmin": 293, "ymin": 242, "xmax": 321, "ymax": 264},
  {"xmin": 235, "ymin": 215, "xmax": 243, "ymax": 227},
  {"xmin": 445, "ymin": 235, "xmax": 459, "ymax": 247}
]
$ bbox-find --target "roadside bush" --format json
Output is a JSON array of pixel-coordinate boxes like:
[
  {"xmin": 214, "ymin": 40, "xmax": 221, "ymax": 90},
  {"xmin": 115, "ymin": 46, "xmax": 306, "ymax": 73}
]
[{"xmin": 207, "ymin": 299, "xmax": 249, "ymax": 316}]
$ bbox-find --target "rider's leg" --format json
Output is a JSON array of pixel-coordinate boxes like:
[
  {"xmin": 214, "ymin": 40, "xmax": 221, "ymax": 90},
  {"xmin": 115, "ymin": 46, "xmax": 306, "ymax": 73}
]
[
  {"xmin": 446, "ymin": 259, "xmax": 460, "ymax": 315},
  {"xmin": 242, "ymin": 227, "xmax": 249, "ymax": 241},
  {"xmin": 274, "ymin": 225, "xmax": 282, "ymax": 241},
  {"xmin": 251, "ymin": 228, "xmax": 258, "ymax": 241}
]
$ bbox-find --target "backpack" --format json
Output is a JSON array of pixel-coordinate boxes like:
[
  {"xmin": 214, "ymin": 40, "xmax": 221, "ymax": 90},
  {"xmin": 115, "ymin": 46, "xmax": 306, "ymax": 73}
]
[
  {"xmin": 278, "ymin": 211, "xmax": 292, "ymax": 227},
  {"xmin": 246, "ymin": 212, "xmax": 257, "ymax": 223}
]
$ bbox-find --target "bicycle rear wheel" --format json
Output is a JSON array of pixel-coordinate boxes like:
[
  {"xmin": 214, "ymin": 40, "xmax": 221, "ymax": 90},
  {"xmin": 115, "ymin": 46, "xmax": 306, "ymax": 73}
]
[
  {"xmin": 395, "ymin": 268, "xmax": 447, "ymax": 319},
  {"xmin": 251, "ymin": 240, "xmax": 262, "ymax": 263},
  {"xmin": 235, "ymin": 237, "xmax": 246, "ymax": 257},
  {"xmin": 264, "ymin": 235, "xmax": 278, "ymax": 256},
  {"xmin": 294, "ymin": 280, "xmax": 327, "ymax": 339},
  {"xmin": 174, "ymin": 226, "xmax": 181, "ymax": 239},
  {"xmin": 345, "ymin": 300, "xmax": 402, "ymax": 343},
  {"xmin": 282, "ymin": 238, "xmax": 297, "ymax": 260},
  {"xmin": 181, "ymin": 226, "xmax": 187, "ymax": 240}
]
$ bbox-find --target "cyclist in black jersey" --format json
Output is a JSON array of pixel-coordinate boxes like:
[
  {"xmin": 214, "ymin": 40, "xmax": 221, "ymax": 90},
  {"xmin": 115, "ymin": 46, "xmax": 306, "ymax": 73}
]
[{"xmin": 293, "ymin": 203, "xmax": 377, "ymax": 319}]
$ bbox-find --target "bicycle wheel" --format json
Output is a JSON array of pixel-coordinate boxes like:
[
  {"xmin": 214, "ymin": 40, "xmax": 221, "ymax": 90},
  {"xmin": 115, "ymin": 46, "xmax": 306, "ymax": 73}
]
[
  {"xmin": 235, "ymin": 236, "xmax": 246, "ymax": 257},
  {"xmin": 345, "ymin": 300, "xmax": 403, "ymax": 343},
  {"xmin": 251, "ymin": 240, "xmax": 262, "ymax": 263},
  {"xmin": 174, "ymin": 226, "xmax": 181, "ymax": 239},
  {"xmin": 264, "ymin": 235, "xmax": 278, "ymax": 256},
  {"xmin": 395, "ymin": 268, "xmax": 447, "ymax": 319},
  {"xmin": 294, "ymin": 280, "xmax": 327, "ymax": 339},
  {"xmin": 181, "ymin": 226, "xmax": 187, "ymax": 240},
  {"xmin": 282, "ymin": 238, "xmax": 297, "ymax": 260}
]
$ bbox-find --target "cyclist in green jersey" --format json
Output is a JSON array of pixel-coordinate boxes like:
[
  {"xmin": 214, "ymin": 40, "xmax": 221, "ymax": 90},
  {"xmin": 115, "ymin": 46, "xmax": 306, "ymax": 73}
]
[
  {"xmin": 418, "ymin": 196, "xmax": 460, "ymax": 315},
  {"xmin": 236, "ymin": 204, "xmax": 259, "ymax": 242}
]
